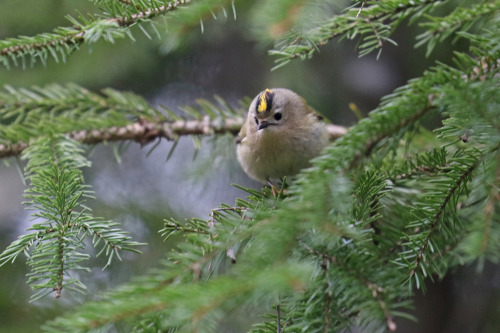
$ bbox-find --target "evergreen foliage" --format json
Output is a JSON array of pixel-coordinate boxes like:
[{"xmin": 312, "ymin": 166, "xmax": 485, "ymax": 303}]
[
  {"xmin": 0, "ymin": 134, "xmax": 144, "ymax": 300},
  {"xmin": 0, "ymin": 0, "xmax": 499, "ymax": 332},
  {"xmin": 0, "ymin": 0, "xmax": 235, "ymax": 68},
  {"xmin": 0, "ymin": 84, "xmax": 160, "ymax": 144},
  {"xmin": 0, "ymin": 84, "xmax": 247, "ymax": 158}
]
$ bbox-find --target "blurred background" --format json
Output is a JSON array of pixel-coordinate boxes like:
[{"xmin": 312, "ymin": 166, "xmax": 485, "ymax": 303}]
[{"xmin": 1, "ymin": 0, "xmax": 499, "ymax": 332}]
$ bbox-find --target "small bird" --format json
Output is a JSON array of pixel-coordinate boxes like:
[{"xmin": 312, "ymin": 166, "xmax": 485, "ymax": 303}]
[{"xmin": 236, "ymin": 88, "xmax": 329, "ymax": 183}]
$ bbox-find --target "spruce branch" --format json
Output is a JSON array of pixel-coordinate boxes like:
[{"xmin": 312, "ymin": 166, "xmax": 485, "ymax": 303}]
[
  {"xmin": 0, "ymin": 0, "xmax": 196, "ymax": 68},
  {"xmin": 1, "ymin": 1, "xmax": 499, "ymax": 331},
  {"xmin": 387, "ymin": 148, "xmax": 449, "ymax": 182},
  {"xmin": 3, "ymin": 84, "xmax": 325, "ymax": 159},
  {"xmin": 270, "ymin": 0, "xmax": 446, "ymax": 67},
  {"xmin": 0, "ymin": 83, "xmax": 161, "ymax": 146},
  {"xmin": 116, "ymin": 0, "xmax": 135, "ymax": 6},
  {"xmin": 416, "ymin": 1, "xmax": 500, "ymax": 56},
  {"xmin": 107, "ymin": 0, "xmax": 192, "ymax": 27},
  {"xmin": 38, "ymin": 46, "xmax": 500, "ymax": 331},
  {"xmin": 0, "ymin": 0, "xmax": 241, "ymax": 68},
  {"xmin": 0, "ymin": 83, "xmax": 346, "ymax": 159},
  {"xmin": 229, "ymin": 63, "xmax": 449, "ymax": 330},
  {"xmin": 0, "ymin": 135, "xmax": 143, "ymax": 300},
  {"xmin": 299, "ymin": 240, "xmax": 399, "ymax": 332},
  {"xmin": 253, "ymin": 42, "xmax": 500, "ymax": 332},
  {"xmin": 393, "ymin": 165, "xmax": 440, "ymax": 181},
  {"xmin": 44, "ymin": 263, "xmax": 311, "ymax": 333},
  {"xmin": 349, "ymin": 102, "xmax": 433, "ymax": 170},
  {"xmin": 0, "ymin": 116, "xmax": 347, "ymax": 158},
  {"xmin": 407, "ymin": 152, "xmax": 482, "ymax": 281},
  {"xmin": 480, "ymin": 149, "xmax": 500, "ymax": 253},
  {"xmin": 43, "ymin": 185, "xmax": 303, "ymax": 332},
  {"xmin": 0, "ymin": 115, "xmax": 347, "ymax": 159},
  {"xmin": 317, "ymin": 52, "xmax": 500, "ymax": 175}
]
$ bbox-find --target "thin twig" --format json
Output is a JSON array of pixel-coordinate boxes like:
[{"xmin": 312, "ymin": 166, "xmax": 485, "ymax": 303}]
[
  {"xmin": 277, "ymin": 304, "xmax": 281, "ymax": 333},
  {"xmin": 393, "ymin": 165, "xmax": 445, "ymax": 181},
  {"xmin": 480, "ymin": 149, "xmax": 500, "ymax": 252},
  {"xmin": 116, "ymin": 0, "xmax": 134, "ymax": 6},
  {"xmin": 111, "ymin": 0, "xmax": 190, "ymax": 26},
  {"xmin": 365, "ymin": 17, "xmax": 383, "ymax": 48},
  {"xmin": 356, "ymin": 0, "xmax": 366, "ymax": 18}
]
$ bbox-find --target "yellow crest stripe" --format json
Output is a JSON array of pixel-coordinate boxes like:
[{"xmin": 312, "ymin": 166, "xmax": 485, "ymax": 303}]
[{"xmin": 256, "ymin": 89, "xmax": 274, "ymax": 114}]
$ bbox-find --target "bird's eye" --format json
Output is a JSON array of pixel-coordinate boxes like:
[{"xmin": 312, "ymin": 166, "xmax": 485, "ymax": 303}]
[
  {"xmin": 254, "ymin": 117, "xmax": 259, "ymax": 125},
  {"xmin": 274, "ymin": 112, "xmax": 282, "ymax": 121}
]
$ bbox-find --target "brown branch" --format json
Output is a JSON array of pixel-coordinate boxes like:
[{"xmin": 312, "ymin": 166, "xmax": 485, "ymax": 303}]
[
  {"xmin": 356, "ymin": 1, "xmax": 366, "ymax": 18},
  {"xmin": 54, "ymin": 235, "xmax": 65, "ymax": 298},
  {"xmin": 0, "ymin": 34, "xmax": 83, "ymax": 57},
  {"xmin": 116, "ymin": 0, "xmax": 134, "ymax": 6},
  {"xmin": 365, "ymin": 17, "xmax": 383, "ymax": 49},
  {"xmin": 0, "ymin": 118, "xmax": 347, "ymax": 159},
  {"xmin": 394, "ymin": 165, "xmax": 441, "ymax": 180},
  {"xmin": 51, "ymin": 140, "xmax": 66, "ymax": 299},
  {"xmin": 0, "ymin": 142, "xmax": 29, "ymax": 159},
  {"xmin": 115, "ymin": 0, "xmax": 144, "ymax": 12},
  {"xmin": 110, "ymin": 0, "xmax": 190, "ymax": 26}
]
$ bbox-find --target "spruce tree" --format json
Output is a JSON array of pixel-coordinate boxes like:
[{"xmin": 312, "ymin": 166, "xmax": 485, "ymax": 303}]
[{"xmin": 1, "ymin": 0, "xmax": 499, "ymax": 332}]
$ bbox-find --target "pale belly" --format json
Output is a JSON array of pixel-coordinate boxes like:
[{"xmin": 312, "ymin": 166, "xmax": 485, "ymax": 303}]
[{"xmin": 237, "ymin": 129, "xmax": 327, "ymax": 183}]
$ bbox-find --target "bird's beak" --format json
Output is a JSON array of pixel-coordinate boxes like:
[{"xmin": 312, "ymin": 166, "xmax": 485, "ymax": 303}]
[{"xmin": 258, "ymin": 121, "xmax": 269, "ymax": 130}]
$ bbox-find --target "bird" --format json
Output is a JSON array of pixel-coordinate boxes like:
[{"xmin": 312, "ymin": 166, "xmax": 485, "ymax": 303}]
[{"xmin": 236, "ymin": 88, "xmax": 329, "ymax": 184}]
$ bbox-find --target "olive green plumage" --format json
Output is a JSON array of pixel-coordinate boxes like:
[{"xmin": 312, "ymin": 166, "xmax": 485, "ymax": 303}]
[{"xmin": 236, "ymin": 88, "xmax": 329, "ymax": 183}]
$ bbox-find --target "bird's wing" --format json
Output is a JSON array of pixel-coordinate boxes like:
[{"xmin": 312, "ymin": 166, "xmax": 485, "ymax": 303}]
[
  {"xmin": 301, "ymin": 97, "xmax": 330, "ymax": 123},
  {"xmin": 236, "ymin": 123, "xmax": 247, "ymax": 144}
]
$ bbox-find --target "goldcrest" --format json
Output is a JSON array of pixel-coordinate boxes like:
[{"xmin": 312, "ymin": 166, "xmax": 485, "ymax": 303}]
[{"xmin": 236, "ymin": 88, "xmax": 329, "ymax": 183}]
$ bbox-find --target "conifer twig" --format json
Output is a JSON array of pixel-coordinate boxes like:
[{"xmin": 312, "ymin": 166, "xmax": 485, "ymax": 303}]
[
  {"xmin": 299, "ymin": 240, "xmax": 396, "ymax": 331},
  {"xmin": 0, "ymin": 0, "xmax": 192, "ymax": 63},
  {"xmin": 409, "ymin": 160, "xmax": 480, "ymax": 277},
  {"xmin": 349, "ymin": 103, "xmax": 434, "ymax": 170},
  {"xmin": 481, "ymin": 150, "xmax": 500, "ymax": 252},
  {"xmin": 0, "ymin": 120, "xmax": 347, "ymax": 159},
  {"xmin": 110, "ymin": 1, "xmax": 191, "ymax": 26},
  {"xmin": 277, "ymin": 304, "xmax": 281, "ymax": 333},
  {"xmin": 116, "ymin": 0, "xmax": 134, "ymax": 6},
  {"xmin": 272, "ymin": 0, "xmax": 443, "ymax": 62}
]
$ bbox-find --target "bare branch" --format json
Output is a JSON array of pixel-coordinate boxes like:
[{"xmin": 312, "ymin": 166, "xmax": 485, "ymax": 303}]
[{"xmin": 0, "ymin": 117, "xmax": 349, "ymax": 159}]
